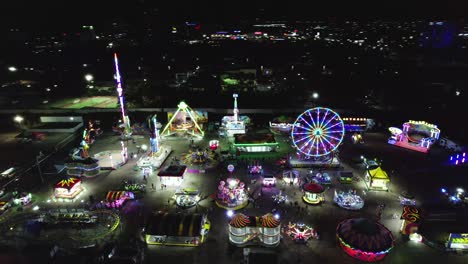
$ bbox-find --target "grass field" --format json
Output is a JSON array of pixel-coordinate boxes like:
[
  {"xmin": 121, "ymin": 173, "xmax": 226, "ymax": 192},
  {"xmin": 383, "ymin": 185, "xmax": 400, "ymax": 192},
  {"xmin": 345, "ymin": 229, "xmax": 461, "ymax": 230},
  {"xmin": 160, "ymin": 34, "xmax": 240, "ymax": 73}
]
[{"xmin": 49, "ymin": 96, "xmax": 118, "ymax": 109}]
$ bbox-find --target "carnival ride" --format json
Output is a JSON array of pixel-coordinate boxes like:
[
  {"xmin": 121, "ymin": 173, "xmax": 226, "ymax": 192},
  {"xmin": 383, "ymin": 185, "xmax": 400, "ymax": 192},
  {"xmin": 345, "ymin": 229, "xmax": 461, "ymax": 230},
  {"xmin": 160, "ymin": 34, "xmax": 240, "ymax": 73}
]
[
  {"xmin": 272, "ymin": 190, "xmax": 287, "ymax": 204},
  {"xmin": 290, "ymin": 107, "xmax": 344, "ymax": 167},
  {"xmin": 136, "ymin": 114, "xmax": 172, "ymax": 170},
  {"xmin": 105, "ymin": 191, "xmax": 134, "ymax": 208},
  {"xmin": 216, "ymin": 178, "xmax": 248, "ymax": 210},
  {"xmin": 113, "ymin": 53, "xmax": 132, "ymax": 139},
  {"xmin": 302, "ymin": 183, "xmax": 325, "ymax": 205},
  {"xmin": 388, "ymin": 120, "xmax": 440, "ymax": 153},
  {"xmin": 284, "ymin": 222, "xmax": 318, "ymax": 243},
  {"xmin": 219, "ymin": 94, "xmax": 248, "ymax": 137},
  {"xmin": 174, "ymin": 188, "xmax": 201, "ymax": 208},
  {"xmin": 181, "ymin": 147, "xmax": 215, "ymax": 166},
  {"xmin": 334, "ymin": 190, "xmax": 364, "ymax": 210},
  {"xmin": 161, "ymin": 101, "xmax": 205, "ymax": 138},
  {"xmin": 209, "ymin": 140, "xmax": 219, "ymax": 150},
  {"xmin": 336, "ymin": 218, "xmax": 394, "ymax": 262}
]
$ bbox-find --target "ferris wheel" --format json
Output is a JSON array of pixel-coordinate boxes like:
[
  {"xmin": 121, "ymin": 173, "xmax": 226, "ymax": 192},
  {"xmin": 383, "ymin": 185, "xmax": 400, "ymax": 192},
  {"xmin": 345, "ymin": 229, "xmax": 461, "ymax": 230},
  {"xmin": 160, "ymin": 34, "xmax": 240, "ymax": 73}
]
[{"xmin": 291, "ymin": 107, "xmax": 345, "ymax": 157}]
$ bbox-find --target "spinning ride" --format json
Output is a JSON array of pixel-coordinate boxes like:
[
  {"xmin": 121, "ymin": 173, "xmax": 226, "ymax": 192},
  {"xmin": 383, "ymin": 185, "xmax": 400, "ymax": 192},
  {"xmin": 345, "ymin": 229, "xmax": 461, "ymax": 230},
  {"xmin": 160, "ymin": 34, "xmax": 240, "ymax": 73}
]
[
  {"xmin": 216, "ymin": 178, "xmax": 248, "ymax": 210},
  {"xmin": 336, "ymin": 218, "xmax": 394, "ymax": 262},
  {"xmin": 174, "ymin": 188, "xmax": 200, "ymax": 208},
  {"xmin": 334, "ymin": 190, "xmax": 364, "ymax": 210},
  {"xmin": 302, "ymin": 183, "xmax": 325, "ymax": 205},
  {"xmin": 284, "ymin": 222, "xmax": 318, "ymax": 243},
  {"xmin": 161, "ymin": 101, "xmax": 205, "ymax": 138}
]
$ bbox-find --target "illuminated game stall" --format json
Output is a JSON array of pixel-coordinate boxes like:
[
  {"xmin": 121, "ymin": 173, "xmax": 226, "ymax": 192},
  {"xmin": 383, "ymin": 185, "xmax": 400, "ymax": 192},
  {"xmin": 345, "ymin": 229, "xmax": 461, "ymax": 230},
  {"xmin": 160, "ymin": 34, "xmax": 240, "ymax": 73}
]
[
  {"xmin": 216, "ymin": 178, "xmax": 248, "ymax": 210},
  {"xmin": 157, "ymin": 165, "xmax": 187, "ymax": 187},
  {"xmin": 365, "ymin": 166, "xmax": 390, "ymax": 191},
  {"xmin": 388, "ymin": 120, "xmax": 440, "ymax": 153},
  {"xmin": 302, "ymin": 183, "xmax": 325, "ymax": 205},
  {"xmin": 283, "ymin": 170, "xmax": 300, "ymax": 185},
  {"xmin": 54, "ymin": 178, "xmax": 84, "ymax": 200},
  {"xmin": 105, "ymin": 191, "xmax": 134, "ymax": 208},
  {"xmin": 228, "ymin": 213, "xmax": 281, "ymax": 247},
  {"xmin": 219, "ymin": 94, "xmax": 248, "ymax": 137},
  {"xmin": 449, "ymin": 152, "xmax": 466, "ymax": 166},
  {"xmin": 333, "ymin": 190, "xmax": 364, "ymax": 210},
  {"xmin": 336, "ymin": 218, "xmax": 394, "ymax": 262},
  {"xmin": 262, "ymin": 174, "xmax": 276, "ymax": 187},
  {"xmin": 342, "ymin": 117, "xmax": 374, "ymax": 132},
  {"xmin": 233, "ymin": 133, "xmax": 279, "ymax": 153},
  {"xmin": 161, "ymin": 101, "xmax": 206, "ymax": 138},
  {"xmin": 145, "ymin": 212, "xmax": 210, "ymax": 246},
  {"xmin": 290, "ymin": 107, "xmax": 344, "ymax": 168}
]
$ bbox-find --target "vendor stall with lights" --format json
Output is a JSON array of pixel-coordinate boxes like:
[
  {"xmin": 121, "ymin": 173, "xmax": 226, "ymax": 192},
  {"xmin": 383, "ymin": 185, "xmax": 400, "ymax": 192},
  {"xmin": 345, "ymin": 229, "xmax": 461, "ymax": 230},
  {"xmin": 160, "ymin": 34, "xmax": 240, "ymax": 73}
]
[
  {"xmin": 105, "ymin": 191, "xmax": 134, "ymax": 208},
  {"xmin": 365, "ymin": 166, "xmax": 390, "ymax": 191}
]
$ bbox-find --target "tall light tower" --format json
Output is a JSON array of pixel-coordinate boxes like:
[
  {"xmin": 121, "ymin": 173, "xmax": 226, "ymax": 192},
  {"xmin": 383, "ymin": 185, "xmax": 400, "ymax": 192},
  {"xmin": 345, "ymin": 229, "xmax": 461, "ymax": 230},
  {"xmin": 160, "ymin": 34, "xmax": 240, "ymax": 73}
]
[
  {"xmin": 233, "ymin": 93, "xmax": 239, "ymax": 122},
  {"xmin": 114, "ymin": 53, "xmax": 131, "ymax": 137}
]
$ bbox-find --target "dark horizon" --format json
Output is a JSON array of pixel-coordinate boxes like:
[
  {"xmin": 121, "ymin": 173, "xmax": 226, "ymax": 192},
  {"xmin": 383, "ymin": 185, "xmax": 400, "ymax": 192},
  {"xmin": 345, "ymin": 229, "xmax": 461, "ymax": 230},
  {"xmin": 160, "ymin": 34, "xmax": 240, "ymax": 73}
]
[{"xmin": 1, "ymin": 1, "xmax": 467, "ymax": 30}]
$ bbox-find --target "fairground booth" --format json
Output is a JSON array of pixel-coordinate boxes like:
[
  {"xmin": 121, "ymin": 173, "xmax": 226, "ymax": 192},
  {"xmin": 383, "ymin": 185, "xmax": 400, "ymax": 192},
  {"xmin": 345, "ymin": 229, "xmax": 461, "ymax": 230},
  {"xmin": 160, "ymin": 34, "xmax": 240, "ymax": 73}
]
[
  {"xmin": 233, "ymin": 133, "xmax": 279, "ymax": 153},
  {"xmin": 54, "ymin": 178, "xmax": 84, "ymax": 200},
  {"xmin": 105, "ymin": 191, "xmax": 134, "ymax": 208},
  {"xmin": 302, "ymin": 183, "xmax": 325, "ymax": 205},
  {"xmin": 157, "ymin": 165, "xmax": 187, "ymax": 187},
  {"xmin": 336, "ymin": 218, "xmax": 394, "ymax": 262},
  {"xmin": 339, "ymin": 171, "xmax": 354, "ymax": 184},
  {"xmin": 145, "ymin": 212, "xmax": 210, "ymax": 246},
  {"xmin": 365, "ymin": 166, "xmax": 390, "ymax": 191},
  {"xmin": 229, "ymin": 213, "xmax": 281, "ymax": 247}
]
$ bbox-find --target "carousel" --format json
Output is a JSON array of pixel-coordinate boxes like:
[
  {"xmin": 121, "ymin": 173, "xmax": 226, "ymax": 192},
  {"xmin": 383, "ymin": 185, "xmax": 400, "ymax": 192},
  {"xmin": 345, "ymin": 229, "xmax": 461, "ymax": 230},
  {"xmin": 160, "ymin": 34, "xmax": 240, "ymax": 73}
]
[
  {"xmin": 216, "ymin": 178, "xmax": 248, "ymax": 210},
  {"xmin": 284, "ymin": 222, "xmax": 318, "ymax": 243},
  {"xmin": 333, "ymin": 190, "xmax": 364, "ymax": 210},
  {"xmin": 174, "ymin": 188, "xmax": 201, "ymax": 208},
  {"xmin": 336, "ymin": 218, "xmax": 394, "ymax": 262},
  {"xmin": 302, "ymin": 183, "xmax": 325, "ymax": 205}
]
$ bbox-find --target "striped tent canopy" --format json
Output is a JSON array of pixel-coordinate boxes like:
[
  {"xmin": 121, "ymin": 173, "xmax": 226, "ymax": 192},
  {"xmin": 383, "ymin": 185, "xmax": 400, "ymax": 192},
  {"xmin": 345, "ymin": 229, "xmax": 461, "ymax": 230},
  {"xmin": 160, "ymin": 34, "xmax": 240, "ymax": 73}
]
[
  {"xmin": 260, "ymin": 213, "xmax": 280, "ymax": 228},
  {"xmin": 54, "ymin": 177, "xmax": 81, "ymax": 190},
  {"xmin": 229, "ymin": 213, "xmax": 251, "ymax": 228},
  {"xmin": 106, "ymin": 191, "xmax": 132, "ymax": 202}
]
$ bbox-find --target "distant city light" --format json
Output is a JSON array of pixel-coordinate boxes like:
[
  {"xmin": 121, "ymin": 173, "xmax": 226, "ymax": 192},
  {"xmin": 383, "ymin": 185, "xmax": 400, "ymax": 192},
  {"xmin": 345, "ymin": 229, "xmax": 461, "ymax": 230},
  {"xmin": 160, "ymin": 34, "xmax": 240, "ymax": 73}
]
[
  {"xmin": 13, "ymin": 115, "xmax": 24, "ymax": 123},
  {"xmin": 441, "ymin": 188, "xmax": 446, "ymax": 193},
  {"xmin": 84, "ymin": 74, "xmax": 94, "ymax": 82},
  {"xmin": 8, "ymin": 66, "xmax": 17, "ymax": 72},
  {"xmin": 456, "ymin": 90, "xmax": 461, "ymax": 96},
  {"xmin": 456, "ymin": 188, "xmax": 464, "ymax": 193},
  {"xmin": 312, "ymin": 92, "xmax": 319, "ymax": 99}
]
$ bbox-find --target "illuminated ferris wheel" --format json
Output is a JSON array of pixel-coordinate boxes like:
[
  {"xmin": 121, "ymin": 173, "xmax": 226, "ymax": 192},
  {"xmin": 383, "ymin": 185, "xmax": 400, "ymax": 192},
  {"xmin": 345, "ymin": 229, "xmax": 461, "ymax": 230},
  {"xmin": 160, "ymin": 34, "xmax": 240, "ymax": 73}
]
[{"xmin": 291, "ymin": 107, "xmax": 345, "ymax": 157}]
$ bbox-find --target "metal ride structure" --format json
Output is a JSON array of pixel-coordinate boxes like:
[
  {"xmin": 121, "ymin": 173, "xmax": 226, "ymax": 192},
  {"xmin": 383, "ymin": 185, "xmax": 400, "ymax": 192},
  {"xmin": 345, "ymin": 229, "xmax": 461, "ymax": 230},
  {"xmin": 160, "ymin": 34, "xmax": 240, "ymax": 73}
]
[
  {"xmin": 113, "ymin": 53, "xmax": 132, "ymax": 139},
  {"xmin": 148, "ymin": 114, "xmax": 161, "ymax": 156},
  {"xmin": 291, "ymin": 107, "xmax": 345, "ymax": 163},
  {"xmin": 160, "ymin": 101, "xmax": 205, "ymax": 138}
]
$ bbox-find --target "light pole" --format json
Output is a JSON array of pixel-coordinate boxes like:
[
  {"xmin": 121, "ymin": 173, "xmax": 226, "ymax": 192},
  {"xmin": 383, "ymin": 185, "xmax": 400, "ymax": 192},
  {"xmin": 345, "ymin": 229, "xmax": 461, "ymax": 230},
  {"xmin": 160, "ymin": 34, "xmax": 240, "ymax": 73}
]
[
  {"xmin": 36, "ymin": 154, "xmax": 44, "ymax": 184},
  {"xmin": 14, "ymin": 115, "xmax": 24, "ymax": 130}
]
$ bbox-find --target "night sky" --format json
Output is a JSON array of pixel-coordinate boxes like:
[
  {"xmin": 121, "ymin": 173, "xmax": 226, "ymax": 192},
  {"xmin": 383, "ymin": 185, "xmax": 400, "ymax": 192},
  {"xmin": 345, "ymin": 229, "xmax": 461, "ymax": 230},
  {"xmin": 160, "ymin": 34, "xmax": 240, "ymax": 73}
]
[{"xmin": 1, "ymin": 1, "xmax": 467, "ymax": 29}]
